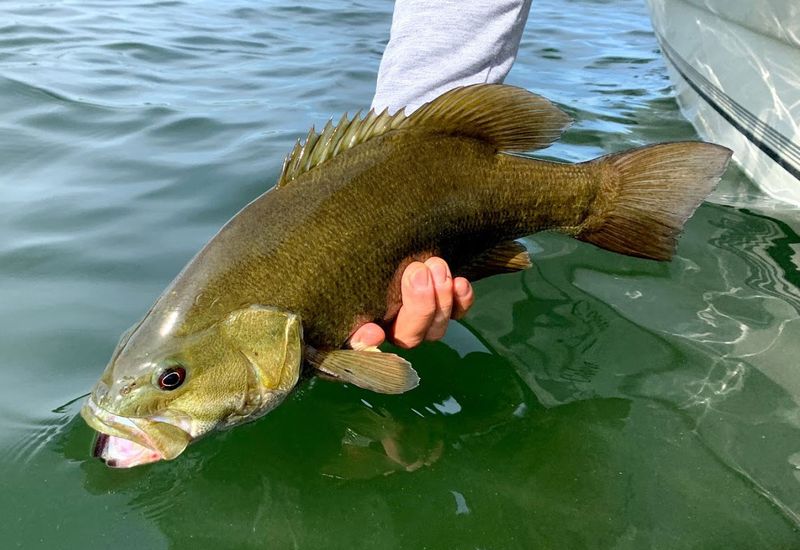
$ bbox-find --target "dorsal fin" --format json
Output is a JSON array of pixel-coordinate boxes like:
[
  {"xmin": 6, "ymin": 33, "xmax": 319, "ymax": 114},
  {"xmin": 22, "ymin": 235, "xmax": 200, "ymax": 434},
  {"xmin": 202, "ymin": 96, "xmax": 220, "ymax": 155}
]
[
  {"xmin": 276, "ymin": 84, "xmax": 571, "ymax": 187},
  {"xmin": 403, "ymin": 84, "xmax": 572, "ymax": 152},
  {"xmin": 276, "ymin": 108, "xmax": 408, "ymax": 188}
]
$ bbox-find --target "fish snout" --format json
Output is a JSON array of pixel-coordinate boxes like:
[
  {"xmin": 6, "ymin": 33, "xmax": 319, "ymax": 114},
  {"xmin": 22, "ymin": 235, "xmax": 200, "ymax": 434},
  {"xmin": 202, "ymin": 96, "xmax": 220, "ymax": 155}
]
[{"xmin": 80, "ymin": 398, "xmax": 191, "ymax": 467}]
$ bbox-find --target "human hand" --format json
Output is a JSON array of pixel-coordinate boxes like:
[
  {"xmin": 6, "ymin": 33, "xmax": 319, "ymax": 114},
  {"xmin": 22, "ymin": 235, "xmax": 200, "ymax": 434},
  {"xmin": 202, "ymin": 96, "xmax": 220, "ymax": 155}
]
[{"xmin": 349, "ymin": 257, "xmax": 474, "ymax": 350}]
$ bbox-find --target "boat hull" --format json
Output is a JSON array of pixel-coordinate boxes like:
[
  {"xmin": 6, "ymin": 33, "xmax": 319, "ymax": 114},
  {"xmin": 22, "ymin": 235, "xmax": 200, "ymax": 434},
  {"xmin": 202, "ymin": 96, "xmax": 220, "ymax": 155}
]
[{"xmin": 646, "ymin": 0, "xmax": 800, "ymax": 205}]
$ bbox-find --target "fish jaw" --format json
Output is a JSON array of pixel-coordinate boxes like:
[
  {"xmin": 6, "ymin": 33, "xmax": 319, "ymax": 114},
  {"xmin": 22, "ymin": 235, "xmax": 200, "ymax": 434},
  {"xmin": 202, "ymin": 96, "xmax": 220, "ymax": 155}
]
[
  {"xmin": 92, "ymin": 432, "xmax": 163, "ymax": 468},
  {"xmin": 80, "ymin": 398, "xmax": 192, "ymax": 468}
]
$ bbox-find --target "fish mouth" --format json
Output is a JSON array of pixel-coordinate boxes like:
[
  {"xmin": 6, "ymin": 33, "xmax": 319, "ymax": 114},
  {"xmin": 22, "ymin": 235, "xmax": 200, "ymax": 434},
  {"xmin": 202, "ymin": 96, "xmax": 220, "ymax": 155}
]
[
  {"xmin": 81, "ymin": 398, "xmax": 192, "ymax": 468},
  {"xmin": 91, "ymin": 431, "xmax": 162, "ymax": 468}
]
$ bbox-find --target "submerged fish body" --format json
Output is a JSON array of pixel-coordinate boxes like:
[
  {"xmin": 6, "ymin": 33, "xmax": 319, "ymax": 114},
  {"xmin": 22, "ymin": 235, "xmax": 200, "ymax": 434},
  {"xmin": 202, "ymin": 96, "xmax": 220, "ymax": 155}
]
[{"xmin": 81, "ymin": 84, "xmax": 731, "ymax": 467}]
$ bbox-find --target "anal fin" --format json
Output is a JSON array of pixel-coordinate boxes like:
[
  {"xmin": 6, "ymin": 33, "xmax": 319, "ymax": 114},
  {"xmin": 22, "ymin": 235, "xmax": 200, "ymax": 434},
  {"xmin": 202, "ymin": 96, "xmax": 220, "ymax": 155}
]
[
  {"xmin": 306, "ymin": 347, "xmax": 419, "ymax": 395},
  {"xmin": 456, "ymin": 240, "xmax": 532, "ymax": 281}
]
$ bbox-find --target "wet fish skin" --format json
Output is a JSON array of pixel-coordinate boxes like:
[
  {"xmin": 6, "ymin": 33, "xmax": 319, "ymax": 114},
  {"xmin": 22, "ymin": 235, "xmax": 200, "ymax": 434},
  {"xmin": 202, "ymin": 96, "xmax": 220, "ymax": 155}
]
[
  {"xmin": 80, "ymin": 84, "xmax": 731, "ymax": 467},
  {"xmin": 175, "ymin": 133, "xmax": 726, "ymax": 347}
]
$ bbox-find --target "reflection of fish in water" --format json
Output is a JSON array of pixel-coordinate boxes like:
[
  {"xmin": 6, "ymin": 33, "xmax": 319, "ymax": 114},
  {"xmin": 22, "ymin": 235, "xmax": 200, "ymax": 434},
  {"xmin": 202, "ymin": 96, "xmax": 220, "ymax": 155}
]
[
  {"xmin": 321, "ymin": 407, "xmax": 445, "ymax": 480},
  {"xmin": 79, "ymin": 84, "xmax": 731, "ymax": 467}
]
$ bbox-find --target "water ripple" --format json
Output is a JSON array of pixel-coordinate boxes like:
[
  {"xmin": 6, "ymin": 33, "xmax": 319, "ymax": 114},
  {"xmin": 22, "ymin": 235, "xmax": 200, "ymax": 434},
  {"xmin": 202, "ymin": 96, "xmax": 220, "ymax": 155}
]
[{"xmin": 3, "ymin": 0, "xmax": 800, "ymax": 546}]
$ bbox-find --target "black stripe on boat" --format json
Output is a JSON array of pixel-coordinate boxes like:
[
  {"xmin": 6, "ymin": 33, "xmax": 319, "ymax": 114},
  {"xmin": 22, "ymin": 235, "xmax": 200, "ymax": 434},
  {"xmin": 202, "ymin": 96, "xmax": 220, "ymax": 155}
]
[{"xmin": 656, "ymin": 33, "xmax": 800, "ymax": 182}]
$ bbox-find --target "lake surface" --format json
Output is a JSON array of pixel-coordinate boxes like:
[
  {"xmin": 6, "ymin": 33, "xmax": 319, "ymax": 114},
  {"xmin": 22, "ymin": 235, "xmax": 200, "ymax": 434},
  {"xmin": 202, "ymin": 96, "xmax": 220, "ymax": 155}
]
[{"xmin": 3, "ymin": 0, "xmax": 800, "ymax": 548}]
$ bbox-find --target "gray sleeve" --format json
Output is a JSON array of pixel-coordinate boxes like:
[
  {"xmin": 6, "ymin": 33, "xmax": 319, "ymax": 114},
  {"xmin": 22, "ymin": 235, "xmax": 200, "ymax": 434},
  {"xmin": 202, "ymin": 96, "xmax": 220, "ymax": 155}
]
[{"xmin": 372, "ymin": 0, "xmax": 532, "ymax": 114}]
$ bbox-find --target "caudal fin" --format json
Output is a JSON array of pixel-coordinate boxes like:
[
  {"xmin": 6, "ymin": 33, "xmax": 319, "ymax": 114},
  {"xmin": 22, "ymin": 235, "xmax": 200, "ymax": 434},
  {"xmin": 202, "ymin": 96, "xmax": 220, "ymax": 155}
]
[{"xmin": 578, "ymin": 142, "xmax": 732, "ymax": 261}]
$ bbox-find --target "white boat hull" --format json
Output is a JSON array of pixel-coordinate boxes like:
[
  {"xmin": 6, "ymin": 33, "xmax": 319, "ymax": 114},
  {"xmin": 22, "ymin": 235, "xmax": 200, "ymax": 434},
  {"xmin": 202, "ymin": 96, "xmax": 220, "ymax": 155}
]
[{"xmin": 646, "ymin": 0, "xmax": 800, "ymax": 205}]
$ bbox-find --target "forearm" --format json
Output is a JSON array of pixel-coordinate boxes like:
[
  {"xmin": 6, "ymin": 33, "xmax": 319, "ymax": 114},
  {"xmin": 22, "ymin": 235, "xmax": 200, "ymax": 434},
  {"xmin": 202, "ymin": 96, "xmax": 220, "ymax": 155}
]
[{"xmin": 372, "ymin": 0, "xmax": 532, "ymax": 114}]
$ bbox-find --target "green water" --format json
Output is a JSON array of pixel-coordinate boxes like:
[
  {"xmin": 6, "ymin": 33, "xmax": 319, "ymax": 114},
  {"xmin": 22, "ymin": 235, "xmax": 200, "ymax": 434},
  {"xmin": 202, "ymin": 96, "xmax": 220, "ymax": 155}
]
[{"xmin": 3, "ymin": 0, "xmax": 800, "ymax": 548}]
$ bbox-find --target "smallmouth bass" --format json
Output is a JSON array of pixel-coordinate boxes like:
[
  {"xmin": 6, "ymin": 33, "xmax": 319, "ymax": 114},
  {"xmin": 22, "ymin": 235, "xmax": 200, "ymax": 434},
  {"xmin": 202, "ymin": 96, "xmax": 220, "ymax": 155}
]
[{"xmin": 81, "ymin": 84, "xmax": 731, "ymax": 467}]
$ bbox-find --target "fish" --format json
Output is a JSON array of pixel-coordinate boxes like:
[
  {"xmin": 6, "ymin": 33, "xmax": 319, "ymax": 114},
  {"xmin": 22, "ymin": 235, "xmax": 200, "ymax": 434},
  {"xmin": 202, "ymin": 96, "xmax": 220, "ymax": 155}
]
[{"xmin": 80, "ymin": 84, "xmax": 731, "ymax": 467}]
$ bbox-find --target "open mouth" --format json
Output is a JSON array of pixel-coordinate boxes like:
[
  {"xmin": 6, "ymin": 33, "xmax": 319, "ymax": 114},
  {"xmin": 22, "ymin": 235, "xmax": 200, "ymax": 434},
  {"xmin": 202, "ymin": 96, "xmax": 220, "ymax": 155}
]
[
  {"xmin": 92, "ymin": 431, "xmax": 163, "ymax": 468},
  {"xmin": 81, "ymin": 398, "xmax": 189, "ymax": 468}
]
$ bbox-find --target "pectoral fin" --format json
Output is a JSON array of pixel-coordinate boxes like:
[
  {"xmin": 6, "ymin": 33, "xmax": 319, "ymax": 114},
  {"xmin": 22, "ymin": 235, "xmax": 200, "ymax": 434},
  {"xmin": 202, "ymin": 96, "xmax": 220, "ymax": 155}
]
[
  {"xmin": 457, "ymin": 240, "xmax": 532, "ymax": 281},
  {"xmin": 307, "ymin": 347, "xmax": 419, "ymax": 395}
]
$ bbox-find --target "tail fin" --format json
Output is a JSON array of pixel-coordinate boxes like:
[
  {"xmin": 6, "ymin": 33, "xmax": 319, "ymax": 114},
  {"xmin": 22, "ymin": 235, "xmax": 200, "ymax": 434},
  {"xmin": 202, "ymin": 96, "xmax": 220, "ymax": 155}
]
[{"xmin": 578, "ymin": 142, "xmax": 732, "ymax": 261}]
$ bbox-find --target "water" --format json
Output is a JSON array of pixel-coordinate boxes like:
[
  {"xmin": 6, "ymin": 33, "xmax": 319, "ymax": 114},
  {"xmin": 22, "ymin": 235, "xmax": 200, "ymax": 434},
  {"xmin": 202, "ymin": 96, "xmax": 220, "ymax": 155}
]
[{"xmin": 2, "ymin": 0, "xmax": 800, "ymax": 548}]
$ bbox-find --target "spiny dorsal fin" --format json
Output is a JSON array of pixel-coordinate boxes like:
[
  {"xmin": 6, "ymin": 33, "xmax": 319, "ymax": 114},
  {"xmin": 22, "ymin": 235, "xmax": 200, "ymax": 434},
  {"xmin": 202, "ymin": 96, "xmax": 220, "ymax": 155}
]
[
  {"xmin": 276, "ymin": 84, "xmax": 571, "ymax": 187},
  {"xmin": 456, "ymin": 240, "xmax": 533, "ymax": 281},
  {"xmin": 306, "ymin": 347, "xmax": 419, "ymax": 395},
  {"xmin": 276, "ymin": 108, "xmax": 408, "ymax": 188}
]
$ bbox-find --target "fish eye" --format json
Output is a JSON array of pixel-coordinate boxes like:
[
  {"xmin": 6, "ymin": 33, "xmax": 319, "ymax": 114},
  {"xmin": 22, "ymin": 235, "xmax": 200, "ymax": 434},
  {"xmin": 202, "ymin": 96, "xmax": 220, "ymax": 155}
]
[{"xmin": 157, "ymin": 366, "xmax": 186, "ymax": 391}]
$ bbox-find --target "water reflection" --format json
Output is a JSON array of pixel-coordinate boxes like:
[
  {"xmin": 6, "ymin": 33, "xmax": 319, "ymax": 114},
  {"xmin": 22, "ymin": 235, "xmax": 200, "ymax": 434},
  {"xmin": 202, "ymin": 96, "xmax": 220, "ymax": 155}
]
[
  {"xmin": 467, "ymin": 197, "xmax": 800, "ymax": 533},
  {"xmin": 44, "ymin": 370, "xmax": 797, "ymax": 549}
]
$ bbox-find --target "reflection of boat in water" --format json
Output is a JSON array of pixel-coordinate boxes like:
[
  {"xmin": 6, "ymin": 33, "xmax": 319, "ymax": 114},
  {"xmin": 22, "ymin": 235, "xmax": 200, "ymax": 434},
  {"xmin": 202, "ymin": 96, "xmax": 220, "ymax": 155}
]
[{"xmin": 645, "ymin": 0, "xmax": 800, "ymax": 205}]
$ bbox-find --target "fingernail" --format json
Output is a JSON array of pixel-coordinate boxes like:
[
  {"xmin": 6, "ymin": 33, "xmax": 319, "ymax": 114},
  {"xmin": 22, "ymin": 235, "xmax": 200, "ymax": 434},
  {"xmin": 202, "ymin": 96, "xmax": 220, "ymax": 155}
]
[
  {"xmin": 348, "ymin": 338, "xmax": 367, "ymax": 351},
  {"xmin": 454, "ymin": 278, "xmax": 470, "ymax": 297},
  {"xmin": 410, "ymin": 265, "xmax": 430, "ymax": 290},
  {"xmin": 428, "ymin": 261, "xmax": 448, "ymax": 285}
]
